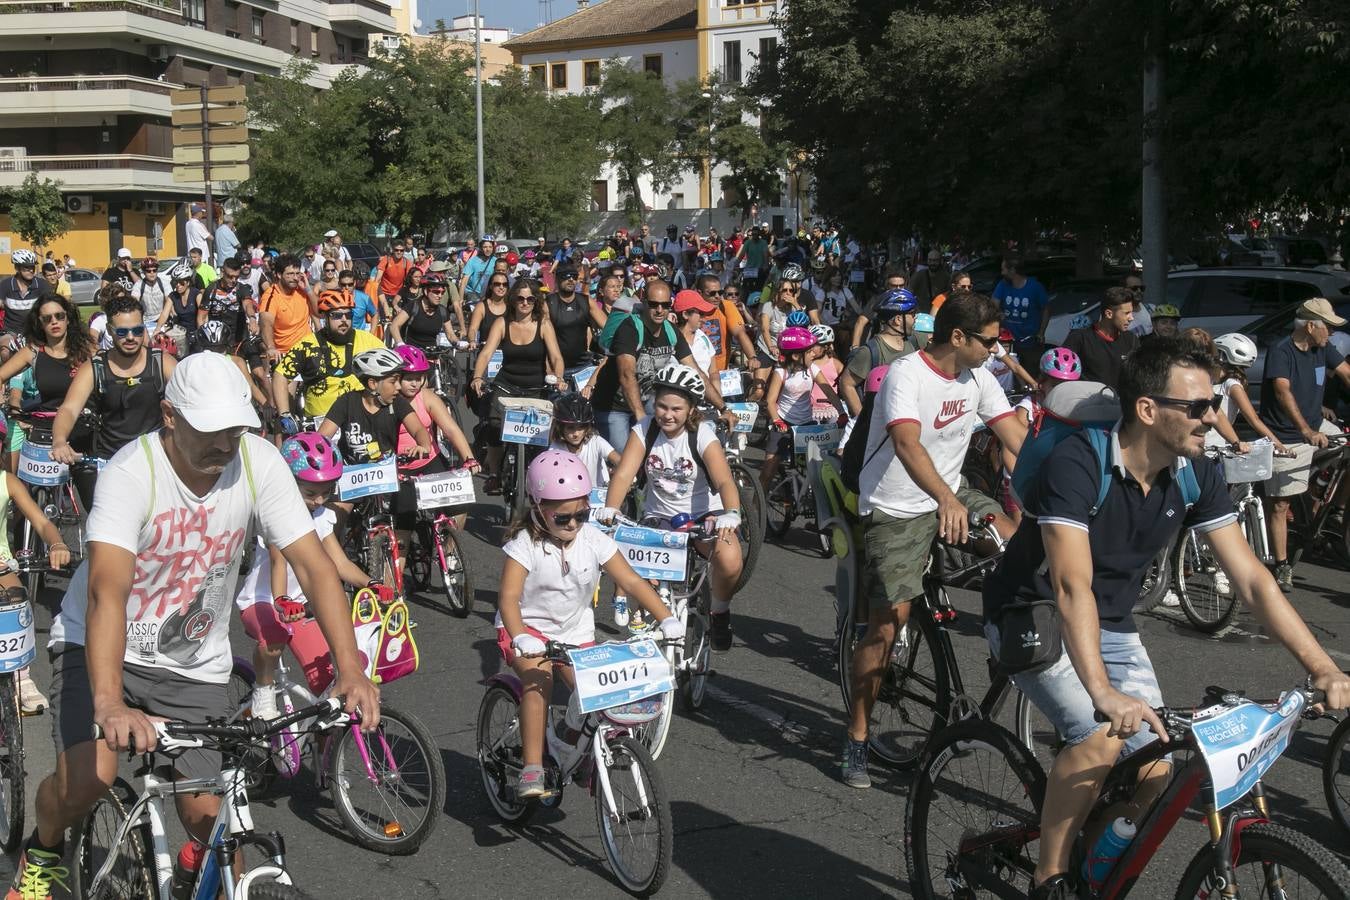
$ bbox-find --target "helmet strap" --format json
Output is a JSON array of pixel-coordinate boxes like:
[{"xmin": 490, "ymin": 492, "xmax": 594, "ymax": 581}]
[{"xmin": 530, "ymin": 503, "xmax": 572, "ymax": 572}]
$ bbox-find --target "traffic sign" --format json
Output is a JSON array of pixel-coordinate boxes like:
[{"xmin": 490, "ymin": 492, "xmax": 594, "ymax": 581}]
[
  {"xmin": 173, "ymin": 124, "xmax": 247, "ymax": 146},
  {"xmin": 172, "ymin": 145, "xmax": 250, "ymax": 165},
  {"xmin": 173, "ymin": 163, "xmax": 251, "ymax": 183},
  {"xmin": 171, "ymin": 106, "xmax": 246, "ymax": 127},
  {"xmin": 170, "ymin": 84, "xmax": 246, "ymax": 106}
]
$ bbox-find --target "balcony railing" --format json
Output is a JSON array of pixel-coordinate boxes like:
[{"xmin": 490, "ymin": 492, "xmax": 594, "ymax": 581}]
[
  {"xmin": 0, "ymin": 0, "xmax": 183, "ymax": 22},
  {"xmin": 0, "ymin": 75, "xmax": 184, "ymax": 94},
  {"xmin": 0, "ymin": 154, "xmax": 174, "ymax": 174}
]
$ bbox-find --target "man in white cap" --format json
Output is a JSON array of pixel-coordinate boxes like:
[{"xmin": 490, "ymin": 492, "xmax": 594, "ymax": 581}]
[
  {"xmin": 100, "ymin": 247, "xmax": 139, "ymax": 291},
  {"xmin": 185, "ymin": 202, "xmax": 212, "ymax": 257},
  {"xmin": 10, "ymin": 353, "xmax": 382, "ymax": 896},
  {"xmin": 322, "ymin": 228, "xmax": 352, "ymax": 268}
]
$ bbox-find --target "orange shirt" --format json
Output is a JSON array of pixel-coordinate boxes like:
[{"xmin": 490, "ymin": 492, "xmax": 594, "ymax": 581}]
[
  {"xmin": 930, "ymin": 292, "xmax": 949, "ymax": 315},
  {"xmin": 377, "ymin": 255, "xmax": 412, "ymax": 298},
  {"xmin": 259, "ymin": 284, "xmax": 312, "ymax": 354},
  {"xmin": 700, "ymin": 299, "xmax": 746, "ymax": 372}
]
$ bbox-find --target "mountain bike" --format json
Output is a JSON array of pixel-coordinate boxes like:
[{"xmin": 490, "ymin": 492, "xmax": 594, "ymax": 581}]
[
  {"xmin": 477, "ymin": 637, "xmax": 676, "ymax": 897},
  {"xmin": 763, "ymin": 421, "xmax": 840, "ymax": 555},
  {"xmin": 906, "ymin": 680, "xmax": 1350, "ymax": 899},
  {"xmin": 1287, "ymin": 430, "xmax": 1350, "ymax": 569},
  {"xmin": 398, "ymin": 466, "xmax": 474, "ymax": 617},
  {"xmin": 77, "ymin": 700, "xmax": 347, "ymax": 899}
]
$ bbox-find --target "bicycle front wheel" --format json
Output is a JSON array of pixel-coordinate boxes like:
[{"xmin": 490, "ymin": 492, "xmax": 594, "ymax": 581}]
[
  {"xmin": 1174, "ymin": 529, "xmax": 1238, "ymax": 633},
  {"xmin": 595, "ymin": 736, "xmax": 673, "ymax": 897},
  {"xmin": 1322, "ymin": 716, "xmax": 1350, "ymax": 842},
  {"xmin": 729, "ymin": 462, "xmax": 765, "ymax": 591},
  {"xmin": 328, "ymin": 704, "xmax": 446, "ymax": 855},
  {"xmin": 905, "ymin": 719, "xmax": 1044, "ymax": 900},
  {"xmin": 365, "ymin": 530, "xmax": 398, "ymax": 592},
  {"xmin": 75, "ymin": 777, "xmax": 155, "ymax": 900},
  {"xmin": 245, "ymin": 881, "xmax": 318, "ymax": 900},
  {"xmin": 433, "ymin": 519, "xmax": 474, "ymax": 618},
  {"xmin": 1133, "ymin": 544, "xmax": 1173, "ymax": 613},
  {"xmin": 764, "ymin": 474, "xmax": 796, "ymax": 540},
  {"xmin": 1012, "ymin": 687, "xmax": 1060, "ymax": 772},
  {"xmin": 678, "ymin": 592, "xmax": 711, "ymax": 712},
  {"xmin": 0, "ymin": 672, "xmax": 23, "ymax": 852},
  {"xmin": 1173, "ymin": 821, "xmax": 1350, "ymax": 900}
]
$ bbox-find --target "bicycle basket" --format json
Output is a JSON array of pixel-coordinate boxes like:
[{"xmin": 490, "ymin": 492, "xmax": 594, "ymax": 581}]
[
  {"xmin": 1222, "ymin": 440, "xmax": 1274, "ymax": 483},
  {"xmin": 601, "ymin": 694, "xmax": 666, "ymax": 726}
]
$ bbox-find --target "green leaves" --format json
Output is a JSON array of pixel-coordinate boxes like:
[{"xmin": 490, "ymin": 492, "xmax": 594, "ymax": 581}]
[{"xmin": 0, "ymin": 174, "xmax": 71, "ymax": 249}]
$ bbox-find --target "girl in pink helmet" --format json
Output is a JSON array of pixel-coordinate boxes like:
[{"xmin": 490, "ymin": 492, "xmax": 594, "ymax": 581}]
[
  {"xmin": 495, "ymin": 449, "xmax": 678, "ymax": 799},
  {"xmin": 762, "ymin": 325, "xmax": 847, "ymax": 496},
  {"xmin": 235, "ymin": 432, "xmax": 396, "ymax": 718},
  {"xmin": 393, "ymin": 343, "xmax": 478, "ymax": 536}
]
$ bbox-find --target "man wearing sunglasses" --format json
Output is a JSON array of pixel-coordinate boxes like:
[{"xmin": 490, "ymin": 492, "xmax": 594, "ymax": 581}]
[
  {"xmin": 272, "ymin": 290, "xmax": 385, "ymax": 424},
  {"xmin": 130, "ymin": 256, "xmax": 170, "ymax": 332},
  {"xmin": 1062, "ymin": 286, "xmax": 1139, "ymax": 392},
  {"xmin": 696, "ymin": 272, "xmax": 756, "ymax": 375},
  {"xmin": 52, "ymin": 295, "xmax": 177, "ymax": 508},
  {"xmin": 982, "ymin": 337, "xmax": 1350, "ymax": 899},
  {"xmin": 546, "ymin": 266, "xmax": 607, "ymax": 380}
]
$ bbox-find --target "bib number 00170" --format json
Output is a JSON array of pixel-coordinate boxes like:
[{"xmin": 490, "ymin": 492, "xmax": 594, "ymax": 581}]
[{"xmin": 338, "ymin": 456, "xmax": 398, "ymax": 500}]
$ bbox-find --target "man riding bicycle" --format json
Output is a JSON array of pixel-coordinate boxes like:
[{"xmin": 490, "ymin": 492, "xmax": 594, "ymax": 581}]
[{"xmin": 272, "ymin": 289, "xmax": 385, "ymax": 430}]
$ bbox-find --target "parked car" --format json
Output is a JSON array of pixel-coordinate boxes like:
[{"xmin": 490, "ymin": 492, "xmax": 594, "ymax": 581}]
[
  {"xmin": 65, "ymin": 267, "xmax": 101, "ymax": 306},
  {"xmin": 344, "ymin": 242, "xmax": 383, "ymax": 274},
  {"xmin": 1222, "ymin": 234, "xmax": 1283, "ymax": 267},
  {"xmin": 1267, "ymin": 234, "xmax": 1332, "ymax": 268},
  {"xmin": 1045, "ymin": 266, "xmax": 1350, "ymax": 344}
]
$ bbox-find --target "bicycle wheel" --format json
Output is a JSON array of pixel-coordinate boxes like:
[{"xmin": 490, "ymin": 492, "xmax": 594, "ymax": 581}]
[
  {"xmin": 635, "ymin": 688, "xmax": 675, "ymax": 761},
  {"xmin": 1322, "ymin": 716, "xmax": 1350, "ymax": 842},
  {"xmin": 476, "ymin": 684, "xmax": 538, "ymax": 825},
  {"xmin": 328, "ymin": 704, "xmax": 445, "ymax": 855},
  {"xmin": 594, "ymin": 736, "xmax": 673, "ymax": 897},
  {"xmin": 729, "ymin": 464, "xmax": 763, "ymax": 593},
  {"xmin": 246, "ymin": 883, "xmax": 317, "ymax": 900},
  {"xmin": 678, "ymin": 591, "xmax": 710, "ymax": 712},
  {"xmin": 905, "ymin": 719, "xmax": 1044, "ymax": 900},
  {"xmin": 0, "ymin": 672, "xmax": 22, "ymax": 852},
  {"xmin": 764, "ymin": 473, "xmax": 796, "ymax": 540},
  {"xmin": 19, "ymin": 488, "xmax": 46, "ymax": 600},
  {"xmin": 1013, "ymin": 687, "xmax": 1060, "ymax": 772},
  {"xmin": 1173, "ymin": 821, "xmax": 1350, "ymax": 900},
  {"xmin": 433, "ymin": 519, "xmax": 473, "ymax": 618},
  {"xmin": 730, "ymin": 460, "xmax": 767, "ymax": 539},
  {"xmin": 365, "ymin": 531, "xmax": 397, "ymax": 593},
  {"xmin": 1174, "ymin": 528, "xmax": 1238, "ymax": 633},
  {"xmin": 840, "ymin": 611, "xmax": 951, "ymax": 770},
  {"xmin": 1133, "ymin": 544, "xmax": 1173, "ymax": 613},
  {"xmin": 404, "ymin": 523, "xmax": 434, "ymax": 593},
  {"xmin": 74, "ymin": 777, "xmax": 155, "ymax": 900}
]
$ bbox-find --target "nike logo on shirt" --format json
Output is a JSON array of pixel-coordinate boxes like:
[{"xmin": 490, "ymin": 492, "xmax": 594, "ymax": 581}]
[{"xmin": 933, "ymin": 399, "xmax": 970, "ymax": 429}]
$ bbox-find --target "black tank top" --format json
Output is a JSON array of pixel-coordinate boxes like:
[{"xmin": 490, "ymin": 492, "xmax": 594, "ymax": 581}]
[
  {"xmin": 91, "ymin": 350, "xmax": 164, "ymax": 459},
  {"xmin": 405, "ymin": 299, "xmax": 449, "ymax": 351},
  {"xmin": 478, "ymin": 300, "xmax": 506, "ymax": 346},
  {"xmin": 497, "ymin": 319, "xmax": 545, "ymax": 390},
  {"xmin": 548, "ymin": 292, "xmax": 590, "ymax": 367},
  {"xmin": 33, "ymin": 347, "xmax": 76, "ymax": 413}
]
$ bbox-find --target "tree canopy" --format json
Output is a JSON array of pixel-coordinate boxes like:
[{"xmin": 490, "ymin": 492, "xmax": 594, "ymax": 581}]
[{"xmin": 0, "ymin": 174, "xmax": 71, "ymax": 250}]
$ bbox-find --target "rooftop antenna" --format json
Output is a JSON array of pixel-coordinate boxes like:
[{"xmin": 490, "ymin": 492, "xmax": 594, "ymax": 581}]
[{"xmin": 538, "ymin": 0, "xmax": 554, "ymax": 25}]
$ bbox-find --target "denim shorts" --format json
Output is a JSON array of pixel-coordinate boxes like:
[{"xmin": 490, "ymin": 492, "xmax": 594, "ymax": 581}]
[{"xmin": 985, "ymin": 622, "xmax": 1164, "ymax": 758}]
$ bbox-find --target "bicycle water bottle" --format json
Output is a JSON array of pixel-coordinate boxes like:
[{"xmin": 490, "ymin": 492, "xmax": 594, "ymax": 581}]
[
  {"xmin": 670, "ymin": 512, "xmax": 697, "ymax": 532},
  {"xmin": 170, "ymin": 840, "xmax": 206, "ymax": 900},
  {"xmin": 1081, "ymin": 817, "xmax": 1136, "ymax": 889}
]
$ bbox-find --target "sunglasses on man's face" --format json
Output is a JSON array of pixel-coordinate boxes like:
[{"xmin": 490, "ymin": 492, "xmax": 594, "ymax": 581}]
[
  {"xmin": 964, "ymin": 331, "xmax": 1001, "ymax": 349},
  {"xmin": 1150, "ymin": 394, "xmax": 1222, "ymax": 419},
  {"xmin": 327, "ymin": 310, "xmax": 354, "ymax": 320},
  {"xmin": 114, "ymin": 325, "xmax": 146, "ymax": 339},
  {"xmin": 340, "ymin": 281, "xmax": 356, "ymax": 288}
]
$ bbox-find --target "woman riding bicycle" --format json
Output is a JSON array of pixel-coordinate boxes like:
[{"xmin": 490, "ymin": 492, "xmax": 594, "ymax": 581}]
[
  {"xmin": 389, "ymin": 271, "xmax": 459, "ymax": 350},
  {"xmin": 470, "ymin": 279, "xmax": 563, "ymax": 494},
  {"xmin": 598, "ymin": 363, "xmax": 744, "ymax": 652},
  {"xmin": 392, "ymin": 344, "xmax": 478, "ymax": 533},
  {"xmin": 496, "ymin": 449, "xmax": 677, "ymax": 799}
]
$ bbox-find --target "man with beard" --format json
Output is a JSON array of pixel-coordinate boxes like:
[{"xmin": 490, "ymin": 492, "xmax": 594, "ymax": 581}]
[{"xmin": 272, "ymin": 289, "xmax": 385, "ymax": 430}]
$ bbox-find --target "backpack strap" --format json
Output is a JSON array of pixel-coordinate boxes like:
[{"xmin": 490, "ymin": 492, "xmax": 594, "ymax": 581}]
[
  {"xmin": 661, "ymin": 320, "xmax": 678, "ymax": 346},
  {"xmin": 1176, "ymin": 458, "xmax": 1201, "ymax": 510},
  {"xmin": 1084, "ymin": 427, "xmax": 1113, "ymax": 518},
  {"xmin": 239, "ymin": 434, "xmax": 258, "ymax": 502},
  {"xmin": 139, "ymin": 434, "xmax": 156, "ymax": 521},
  {"xmin": 644, "ymin": 418, "xmax": 708, "ymax": 482},
  {"xmin": 149, "ymin": 348, "xmax": 165, "ymax": 395}
]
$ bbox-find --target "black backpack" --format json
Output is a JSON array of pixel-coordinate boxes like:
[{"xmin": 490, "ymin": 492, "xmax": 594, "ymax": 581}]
[
  {"xmin": 89, "ymin": 348, "xmax": 166, "ymax": 414},
  {"xmin": 838, "ymin": 389, "xmax": 888, "ymax": 494}
]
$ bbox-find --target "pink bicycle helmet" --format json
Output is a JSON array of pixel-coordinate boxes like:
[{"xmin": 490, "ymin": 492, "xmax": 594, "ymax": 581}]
[
  {"xmin": 281, "ymin": 432, "xmax": 343, "ymax": 482},
  {"xmin": 778, "ymin": 326, "xmax": 817, "ymax": 353},
  {"xmin": 396, "ymin": 344, "xmax": 431, "ymax": 373},
  {"xmin": 866, "ymin": 364, "xmax": 889, "ymax": 394},
  {"xmin": 526, "ymin": 449, "xmax": 592, "ymax": 502},
  {"xmin": 1040, "ymin": 347, "xmax": 1083, "ymax": 381}
]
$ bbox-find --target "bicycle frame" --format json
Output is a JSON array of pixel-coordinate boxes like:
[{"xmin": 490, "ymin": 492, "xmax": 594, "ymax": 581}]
[{"xmin": 1289, "ymin": 440, "xmax": 1349, "ymax": 566}]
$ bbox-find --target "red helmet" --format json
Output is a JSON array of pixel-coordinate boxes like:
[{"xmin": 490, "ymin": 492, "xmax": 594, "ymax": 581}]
[{"xmin": 506, "ymin": 252, "xmax": 520, "ymax": 267}]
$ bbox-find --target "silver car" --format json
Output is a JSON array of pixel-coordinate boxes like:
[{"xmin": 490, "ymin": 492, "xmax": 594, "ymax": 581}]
[{"xmin": 64, "ymin": 267, "xmax": 101, "ymax": 306}]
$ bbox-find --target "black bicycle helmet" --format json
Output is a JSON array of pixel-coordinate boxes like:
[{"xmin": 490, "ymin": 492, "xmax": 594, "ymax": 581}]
[{"xmin": 552, "ymin": 391, "xmax": 594, "ymax": 425}]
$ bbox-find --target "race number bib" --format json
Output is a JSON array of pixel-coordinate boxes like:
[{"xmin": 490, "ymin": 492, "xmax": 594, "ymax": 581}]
[
  {"xmin": 588, "ymin": 487, "xmax": 606, "ymax": 509},
  {"xmin": 0, "ymin": 599, "xmax": 36, "ymax": 673},
  {"xmin": 18, "ymin": 441, "xmax": 68, "ymax": 486},
  {"xmin": 613, "ymin": 524, "xmax": 689, "ymax": 582},
  {"xmin": 726, "ymin": 402, "xmax": 758, "ymax": 433},
  {"xmin": 413, "ymin": 468, "xmax": 476, "ymax": 510},
  {"xmin": 570, "ymin": 365, "xmax": 598, "ymax": 393},
  {"xmin": 500, "ymin": 406, "xmax": 551, "ymax": 446},
  {"xmin": 1192, "ymin": 691, "xmax": 1306, "ymax": 810},
  {"xmin": 719, "ymin": 368, "xmax": 744, "ymax": 399},
  {"xmin": 568, "ymin": 639, "xmax": 674, "ymax": 714},
  {"xmin": 337, "ymin": 456, "xmax": 398, "ymax": 500},
  {"xmin": 485, "ymin": 350, "xmax": 504, "ymax": 379},
  {"xmin": 792, "ymin": 422, "xmax": 842, "ymax": 455}
]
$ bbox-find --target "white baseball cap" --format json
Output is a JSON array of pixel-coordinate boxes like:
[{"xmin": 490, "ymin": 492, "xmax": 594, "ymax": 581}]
[
  {"xmin": 324, "ymin": 229, "xmax": 339, "ymax": 238},
  {"xmin": 165, "ymin": 353, "xmax": 261, "ymax": 432},
  {"xmin": 116, "ymin": 248, "xmax": 132, "ymax": 259}
]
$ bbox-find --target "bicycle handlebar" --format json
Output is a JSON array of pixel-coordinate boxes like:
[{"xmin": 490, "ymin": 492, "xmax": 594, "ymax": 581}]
[
  {"xmin": 1091, "ymin": 683, "xmax": 1331, "ymax": 735},
  {"xmin": 91, "ymin": 696, "xmax": 350, "ymax": 752},
  {"xmin": 601, "ymin": 511, "xmax": 720, "ymax": 541}
]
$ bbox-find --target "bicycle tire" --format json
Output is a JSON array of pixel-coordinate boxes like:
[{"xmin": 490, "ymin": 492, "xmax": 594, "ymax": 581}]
[
  {"xmin": 729, "ymin": 461, "xmax": 767, "ymax": 540},
  {"xmin": 1174, "ymin": 528, "xmax": 1239, "ymax": 633},
  {"xmin": 729, "ymin": 463, "xmax": 763, "ymax": 593},
  {"xmin": 1172, "ymin": 821, "xmax": 1350, "ymax": 900},
  {"xmin": 594, "ymin": 736, "xmax": 673, "ymax": 897},
  {"xmin": 365, "ymin": 531, "xmax": 397, "ymax": 594},
  {"xmin": 636, "ymin": 687, "xmax": 675, "ymax": 761},
  {"xmin": 764, "ymin": 474, "xmax": 796, "ymax": 540},
  {"xmin": 1013, "ymin": 687, "xmax": 1060, "ymax": 772},
  {"xmin": 19, "ymin": 488, "xmax": 46, "ymax": 600},
  {"xmin": 839, "ymin": 610, "xmax": 951, "ymax": 770},
  {"xmin": 678, "ymin": 588, "xmax": 711, "ymax": 712},
  {"xmin": 501, "ymin": 449, "xmax": 518, "ymax": 515},
  {"xmin": 74, "ymin": 776, "xmax": 156, "ymax": 900},
  {"xmin": 1322, "ymin": 715, "xmax": 1350, "ymax": 843},
  {"xmin": 1133, "ymin": 544, "xmax": 1173, "ymax": 614},
  {"xmin": 476, "ymin": 684, "xmax": 538, "ymax": 825},
  {"xmin": 433, "ymin": 520, "xmax": 473, "ymax": 618},
  {"xmin": 328, "ymin": 703, "xmax": 446, "ymax": 855},
  {"xmin": 0, "ymin": 672, "xmax": 22, "ymax": 852},
  {"xmin": 244, "ymin": 882, "xmax": 317, "ymax": 900},
  {"xmin": 905, "ymin": 719, "xmax": 1045, "ymax": 900}
]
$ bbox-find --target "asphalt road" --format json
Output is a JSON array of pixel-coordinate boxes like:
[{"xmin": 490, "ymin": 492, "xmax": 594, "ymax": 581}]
[{"xmin": 7, "ymin": 492, "xmax": 1350, "ymax": 898}]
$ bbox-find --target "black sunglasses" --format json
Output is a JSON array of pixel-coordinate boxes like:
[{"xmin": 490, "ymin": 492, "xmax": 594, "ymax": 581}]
[
  {"xmin": 964, "ymin": 331, "xmax": 1001, "ymax": 349},
  {"xmin": 1150, "ymin": 395, "xmax": 1222, "ymax": 419},
  {"xmin": 647, "ymin": 301, "xmax": 672, "ymax": 310},
  {"xmin": 113, "ymin": 325, "xmax": 146, "ymax": 339},
  {"xmin": 326, "ymin": 310, "xmax": 354, "ymax": 320},
  {"xmin": 550, "ymin": 508, "xmax": 591, "ymax": 527}
]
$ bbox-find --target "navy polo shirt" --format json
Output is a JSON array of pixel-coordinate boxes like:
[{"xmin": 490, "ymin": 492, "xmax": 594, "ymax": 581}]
[{"xmin": 983, "ymin": 426, "xmax": 1235, "ymax": 632}]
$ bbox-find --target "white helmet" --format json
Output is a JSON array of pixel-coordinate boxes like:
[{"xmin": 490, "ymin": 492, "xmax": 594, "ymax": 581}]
[
  {"xmin": 1213, "ymin": 332, "xmax": 1258, "ymax": 368},
  {"xmin": 353, "ymin": 347, "xmax": 406, "ymax": 379},
  {"xmin": 809, "ymin": 324, "xmax": 835, "ymax": 345},
  {"xmin": 10, "ymin": 249, "xmax": 36, "ymax": 267},
  {"xmin": 651, "ymin": 362, "xmax": 705, "ymax": 401},
  {"xmin": 168, "ymin": 261, "xmax": 194, "ymax": 281}
]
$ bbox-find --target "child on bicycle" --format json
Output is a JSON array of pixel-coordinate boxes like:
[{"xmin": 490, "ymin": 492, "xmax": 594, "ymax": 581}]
[
  {"xmin": 1205, "ymin": 332, "xmax": 1288, "ymax": 455},
  {"xmin": 761, "ymin": 325, "xmax": 846, "ymax": 496},
  {"xmin": 236, "ymin": 432, "xmax": 394, "ymax": 718},
  {"xmin": 548, "ymin": 391, "xmax": 619, "ymax": 495},
  {"xmin": 392, "ymin": 344, "xmax": 478, "ymax": 533},
  {"xmin": 808, "ymin": 323, "xmax": 843, "ymax": 420},
  {"xmin": 598, "ymin": 363, "xmax": 745, "ymax": 651},
  {"xmin": 497, "ymin": 449, "xmax": 679, "ymax": 798}
]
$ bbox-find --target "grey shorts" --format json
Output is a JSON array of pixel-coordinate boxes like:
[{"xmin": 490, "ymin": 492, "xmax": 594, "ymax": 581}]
[
  {"xmin": 50, "ymin": 645, "xmax": 227, "ymax": 779},
  {"xmin": 1265, "ymin": 419, "xmax": 1342, "ymax": 497}
]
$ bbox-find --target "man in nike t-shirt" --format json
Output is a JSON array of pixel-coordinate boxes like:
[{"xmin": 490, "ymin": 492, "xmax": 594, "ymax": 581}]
[{"xmin": 840, "ymin": 292, "xmax": 1028, "ymax": 789}]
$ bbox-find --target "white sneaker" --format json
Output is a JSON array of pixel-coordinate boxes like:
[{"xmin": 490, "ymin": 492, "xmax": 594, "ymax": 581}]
[
  {"xmin": 1214, "ymin": 570, "xmax": 1232, "ymax": 596},
  {"xmin": 250, "ymin": 684, "xmax": 279, "ymax": 720},
  {"xmin": 612, "ymin": 595, "xmax": 629, "ymax": 628},
  {"xmin": 1160, "ymin": 590, "xmax": 1181, "ymax": 608},
  {"xmin": 17, "ymin": 673, "xmax": 46, "ymax": 716}
]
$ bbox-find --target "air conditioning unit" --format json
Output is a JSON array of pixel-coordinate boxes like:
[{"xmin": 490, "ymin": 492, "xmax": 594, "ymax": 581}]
[
  {"xmin": 0, "ymin": 147, "xmax": 26, "ymax": 173},
  {"xmin": 147, "ymin": 44, "xmax": 170, "ymax": 62},
  {"xmin": 65, "ymin": 194, "xmax": 93, "ymax": 214}
]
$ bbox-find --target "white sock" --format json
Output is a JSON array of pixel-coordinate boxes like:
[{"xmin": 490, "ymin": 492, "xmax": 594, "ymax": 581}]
[{"xmin": 711, "ymin": 597, "xmax": 731, "ymax": 614}]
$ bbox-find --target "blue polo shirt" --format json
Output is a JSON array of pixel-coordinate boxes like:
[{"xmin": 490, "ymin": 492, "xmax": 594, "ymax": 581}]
[
  {"xmin": 983, "ymin": 425, "xmax": 1235, "ymax": 632},
  {"xmin": 993, "ymin": 276, "xmax": 1049, "ymax": 342},
  {"xmin": 462, "ymin": 254, "xmax": 493, "ymax": 297},
  {"xmin": 352, "ymin": 289, "xmax": 378, "ymax": 330}
]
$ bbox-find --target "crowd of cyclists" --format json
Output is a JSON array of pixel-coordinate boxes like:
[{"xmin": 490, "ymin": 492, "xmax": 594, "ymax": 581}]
[{"xmin": 0, "ymin": 217, "xmax": 1348, "ymax": 898}]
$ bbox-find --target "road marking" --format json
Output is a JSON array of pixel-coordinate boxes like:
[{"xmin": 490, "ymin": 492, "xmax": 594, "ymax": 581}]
[{"xmin": 706, "ymin": 683, "xmax": 810, "ymax": 742}]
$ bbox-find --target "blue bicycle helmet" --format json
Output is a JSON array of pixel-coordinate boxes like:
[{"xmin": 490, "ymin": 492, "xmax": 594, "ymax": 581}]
[
  {"xmin": 785, "ymin": 310, "xmax": 811, "ymax": 328},
  {"xmin": 875, "ymin": 288, "xmax": 918, "ymax": 316}
]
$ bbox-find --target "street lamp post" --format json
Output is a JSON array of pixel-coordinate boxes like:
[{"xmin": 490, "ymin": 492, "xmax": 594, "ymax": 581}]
[
  {"xmin": 474, "ymin": 0, "xmax": 486, "ymax": 238},
  {"xmin": 701, "ymin": 88, "xmax": 714, "ymax": 236}
]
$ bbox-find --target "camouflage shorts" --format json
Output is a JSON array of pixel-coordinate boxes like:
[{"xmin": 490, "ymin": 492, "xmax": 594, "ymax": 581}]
[{"xmin": 862, "ymin": 486, "xmax": 1000, "ymax": 612}]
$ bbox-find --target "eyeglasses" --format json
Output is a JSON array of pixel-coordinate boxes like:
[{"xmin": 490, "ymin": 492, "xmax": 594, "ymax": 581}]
[
  {"xmin": 964, "ymin": 331, "xmax": 1002, "ymax": 349},
  {"xmin": 515, "ymin": 295, "xmax": 536, "ymax": 303},
  {"xmin": 427, "ymin": 286, "xmax": 447, "ymax": 294},
  {"xmin": 40, "ymin": 311, "xmax": 67, "ymax": 324},
  {"xmin": 724, "ymin": 292, "xmax": 740, "ymax": 298},
  {"xmin": 327, "ymin": 310, "xmax": 354, "ymax": 320},
  {"xmin": 393, "ymin": 248, "xmax": 405, "ymax": 254},
  {"xmin": 705, "ymin": 289, "xmax": 724, "ymax": 297},
  {"xmin": 173, "ymin": 279, "xmax": 191, "ymax": 286},
  {"xmin": 549, "ymin": 508, "xmax": 591, "ymax": 527},
  {"xmin": 113, "ymin": 325, "xmax": 146, "ymax": 339},
  {"xmin": 490, "ymin": 281, "xmax": 509, "ymax": 288},
  {"xmin": 1150, "ymin": 395, "xmax": 1222, "ymax": 419},
  {"xmin": 143, "ymin": 267, "xmax": 157, "ymax": 272},
  {"xmin": 339, "ymin": 281, "xmax": 356, "ymax": 288},
  {"xmin": 647, "ymin": 301, "xmax": 672, "ymax": 311},
  {"xmin": 559, "ymin": 273, "xmax": 578, "ymax": 280}
]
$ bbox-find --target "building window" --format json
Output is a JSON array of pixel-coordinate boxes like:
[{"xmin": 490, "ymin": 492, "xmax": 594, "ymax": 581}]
[
  {"xmin": 310, "ymin": 26, "xmax": 318, "ymax": 56},
  {"xmin": 351, "ymin": 37, "xmax": 366, "ymax": 58},
  {"xmin": 530, "ymin": 64, "xmax": 546, "ymax": 87},
  {"xmin": 722, "ymin": 41, "xmax": 741, "ymax": 84},
  {"xmin": 643, "ymin": 54, "xmax": 663, "ymax": 77},
  {"xmin": 551, "ymin": 62, "xmax": 567, "ymax": 89},
  {"xmin": 251, "ymin": 12, "xmax": 263, "ymax": 39},
  {"xmin": 583, "ymin": 60, "xmax": 601, "ymax": 87},
  {"xmin": 336, "ymin": 40, "xmax": 346, "ymax": 58},
  {"xmin": 185, "ymin": 0, "xmax": 205, "ymax": 27},
  {"xmin": 591, "ymin": 180, "xmax": 608, "ymax": 212},
  {"xmin": 290, "ymin": 21, "xmax": 299, "ymax": 51},
  {"xmin": 757, "ymin": 36, "xmax": 777, "ymax": 66}
]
